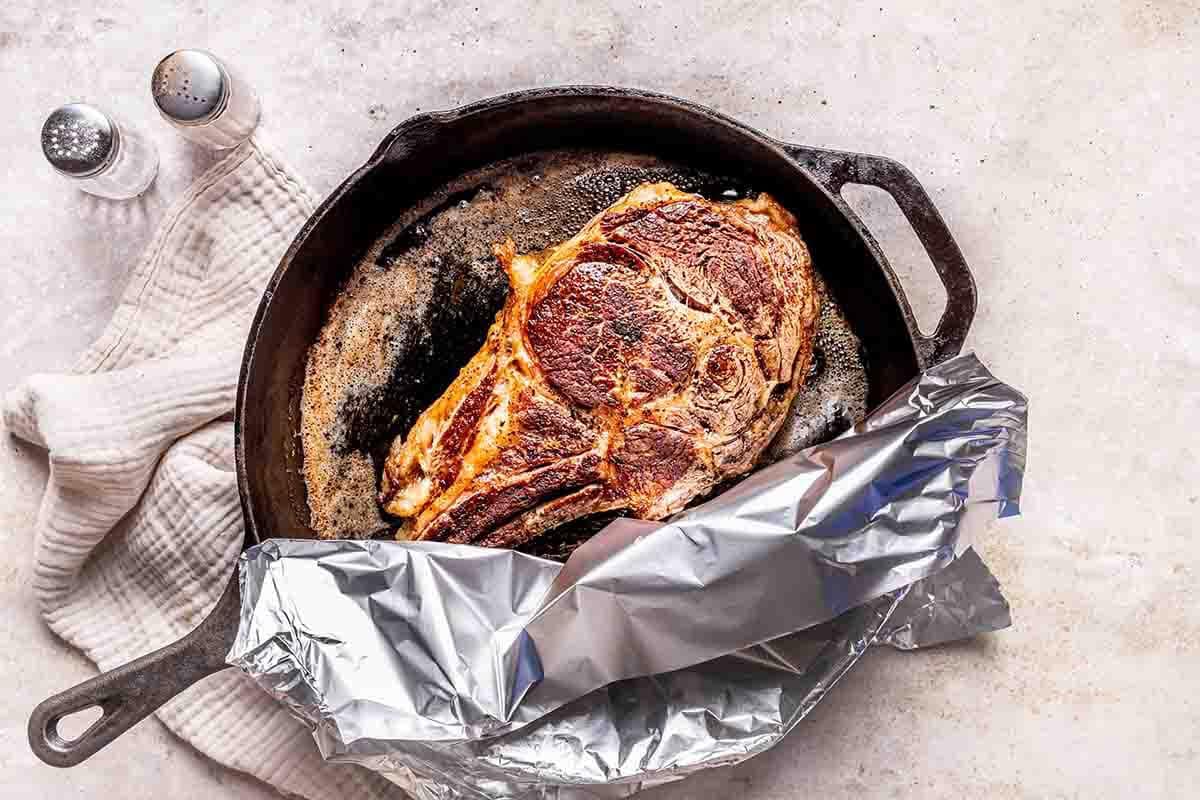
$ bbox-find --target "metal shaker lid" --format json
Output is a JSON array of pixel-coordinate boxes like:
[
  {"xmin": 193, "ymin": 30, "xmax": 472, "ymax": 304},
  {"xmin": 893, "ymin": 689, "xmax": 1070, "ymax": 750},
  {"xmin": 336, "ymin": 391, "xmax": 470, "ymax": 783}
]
[
  {"xmin": 41, "ymin": 103, "xmax": 119, "ymax": 177},
  {"xmin": 151, "ymin": 49, "xmax": 228, "ymax": 124}
]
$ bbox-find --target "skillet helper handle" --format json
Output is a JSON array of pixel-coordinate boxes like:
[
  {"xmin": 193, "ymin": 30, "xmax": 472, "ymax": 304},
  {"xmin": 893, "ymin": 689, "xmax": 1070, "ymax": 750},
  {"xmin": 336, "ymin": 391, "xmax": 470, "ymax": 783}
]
[
  {"xmin": 28, "ymin": 573, "xmax": 240, "ymax": 767},
  {"xmin": 780, "ymin": 143, "xmax": 977, "ymax": 366}
]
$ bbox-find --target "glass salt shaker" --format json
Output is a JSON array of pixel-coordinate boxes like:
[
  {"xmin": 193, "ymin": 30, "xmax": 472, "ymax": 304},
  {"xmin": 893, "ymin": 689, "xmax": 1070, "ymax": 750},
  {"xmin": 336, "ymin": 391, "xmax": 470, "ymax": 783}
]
[
  {"xmin": 41, "ymin": 103, "xmax": 159, "ymax": 200},
  {"xmin": 151, "ymin": 50, "xmax": 260, "ymax": 149}
]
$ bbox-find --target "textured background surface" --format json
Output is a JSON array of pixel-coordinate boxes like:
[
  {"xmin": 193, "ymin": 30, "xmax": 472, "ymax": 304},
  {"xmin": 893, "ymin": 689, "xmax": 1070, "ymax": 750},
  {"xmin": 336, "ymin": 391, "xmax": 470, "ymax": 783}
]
[{"xmin": 1, "ymin": 2, "xmax": 1197, "ymax": 798}]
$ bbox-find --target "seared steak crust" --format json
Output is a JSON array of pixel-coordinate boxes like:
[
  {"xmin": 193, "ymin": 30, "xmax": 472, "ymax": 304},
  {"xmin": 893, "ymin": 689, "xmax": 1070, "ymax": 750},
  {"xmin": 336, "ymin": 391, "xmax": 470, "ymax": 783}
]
[{"xmin": 380, "ymin": 182, "xmax": 819, "ymax": 547}]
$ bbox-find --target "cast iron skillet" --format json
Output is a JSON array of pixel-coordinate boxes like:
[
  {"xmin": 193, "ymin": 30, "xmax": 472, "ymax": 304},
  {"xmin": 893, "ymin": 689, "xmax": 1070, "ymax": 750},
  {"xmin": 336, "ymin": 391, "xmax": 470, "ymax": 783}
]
[{"xmin": 28, "ymin": 86, "xmax": 975, "ymax": 767}]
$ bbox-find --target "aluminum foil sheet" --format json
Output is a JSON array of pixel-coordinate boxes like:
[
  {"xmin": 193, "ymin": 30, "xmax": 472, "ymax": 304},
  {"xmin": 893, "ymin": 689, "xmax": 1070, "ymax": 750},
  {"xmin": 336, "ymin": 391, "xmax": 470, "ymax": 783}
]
[
  {"xmin": 230, "ymin": 353, "xmax": 1027, "ymax": 799},
  {"xmin": 877, "ymin": 546, "xmax": 1013, "ymax": 650}
]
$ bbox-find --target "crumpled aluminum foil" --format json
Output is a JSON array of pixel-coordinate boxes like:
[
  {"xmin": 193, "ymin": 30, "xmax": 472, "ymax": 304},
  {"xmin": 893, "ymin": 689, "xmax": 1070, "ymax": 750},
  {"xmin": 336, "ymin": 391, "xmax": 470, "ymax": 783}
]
[
  {"xmin": 229, "ymin": 353, "xmax": 1027, "ymax": 799},
  {"xmin": 877, "ymin": 546, "xmax": 1012, "ymax": 650}
]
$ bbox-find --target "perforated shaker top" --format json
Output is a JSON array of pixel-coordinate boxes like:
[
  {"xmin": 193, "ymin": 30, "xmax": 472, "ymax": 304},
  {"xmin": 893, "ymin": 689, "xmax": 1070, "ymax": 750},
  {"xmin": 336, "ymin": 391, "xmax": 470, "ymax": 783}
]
[
  {"xmin": 152, "ymin": 49, "xmax": 228, "ymax": 123},
  {"xmin": 41, "ymin": 103, "xmax": 117, "ymax": 177}
]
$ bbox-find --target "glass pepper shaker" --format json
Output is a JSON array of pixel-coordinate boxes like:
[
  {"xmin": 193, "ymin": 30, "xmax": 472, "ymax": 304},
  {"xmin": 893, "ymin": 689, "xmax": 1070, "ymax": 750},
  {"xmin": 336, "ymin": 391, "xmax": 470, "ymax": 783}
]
[
  {"xmin": 151, "ymin": 49, "xmax": 260, "ymax": 149},
  {"xmin": 41, "ymin": 103, "xmax": 159, "ymax": 200}
]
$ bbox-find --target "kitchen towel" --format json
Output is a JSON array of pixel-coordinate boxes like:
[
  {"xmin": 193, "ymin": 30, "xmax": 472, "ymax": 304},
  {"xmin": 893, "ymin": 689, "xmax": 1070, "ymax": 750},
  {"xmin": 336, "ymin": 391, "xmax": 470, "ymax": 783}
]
[{"xmin": 3, "ymin": 138, "xmax": 400, "ymax": 800}]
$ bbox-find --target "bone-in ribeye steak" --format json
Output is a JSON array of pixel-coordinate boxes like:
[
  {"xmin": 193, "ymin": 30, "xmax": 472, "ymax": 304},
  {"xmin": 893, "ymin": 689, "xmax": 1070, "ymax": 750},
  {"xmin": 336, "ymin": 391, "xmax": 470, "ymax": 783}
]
[{"xmin": 380, "ymin": 182, "xmax": 819, "ymax": 548}]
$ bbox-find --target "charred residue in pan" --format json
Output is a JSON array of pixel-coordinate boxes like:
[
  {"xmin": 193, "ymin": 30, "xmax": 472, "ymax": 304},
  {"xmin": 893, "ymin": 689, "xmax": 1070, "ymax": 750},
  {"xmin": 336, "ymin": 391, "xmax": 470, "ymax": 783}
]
[{"xmin": 301, "ymin": 148, "xmax": 868, "ymax": 551}]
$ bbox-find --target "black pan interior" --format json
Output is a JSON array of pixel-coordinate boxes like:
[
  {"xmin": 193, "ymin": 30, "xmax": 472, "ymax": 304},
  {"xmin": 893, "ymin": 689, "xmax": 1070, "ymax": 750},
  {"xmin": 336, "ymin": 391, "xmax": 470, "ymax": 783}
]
[{"xmin": 236, "ymin": 90, "xmax": 919, "ymax": 546}]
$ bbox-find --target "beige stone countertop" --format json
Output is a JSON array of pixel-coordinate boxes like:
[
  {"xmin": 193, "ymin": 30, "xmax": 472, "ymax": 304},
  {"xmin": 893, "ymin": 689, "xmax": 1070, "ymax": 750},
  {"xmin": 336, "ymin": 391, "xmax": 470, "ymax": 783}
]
[{"xmin": 1, "ymin": 2, "xmax": 1196, "ymax": 798}]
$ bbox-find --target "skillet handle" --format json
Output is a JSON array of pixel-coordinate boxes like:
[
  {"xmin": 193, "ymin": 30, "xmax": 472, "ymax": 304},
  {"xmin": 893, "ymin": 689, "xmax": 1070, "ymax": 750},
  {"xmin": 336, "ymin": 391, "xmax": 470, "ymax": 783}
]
[
  {"xmin": 28, "ymin": 573, "xmax": 240, "ymax": 767},
  {"xmin": 780, "ymin": 143, "xmax": 977, "ymax": 367}
]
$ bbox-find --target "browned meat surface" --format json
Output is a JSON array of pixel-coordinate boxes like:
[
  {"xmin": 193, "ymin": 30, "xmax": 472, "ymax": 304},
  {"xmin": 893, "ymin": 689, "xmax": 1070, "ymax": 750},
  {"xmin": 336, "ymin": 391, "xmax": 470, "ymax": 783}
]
[{"xmin": 380, "ymin": 182, "xmax": 819, "ymax": 548}]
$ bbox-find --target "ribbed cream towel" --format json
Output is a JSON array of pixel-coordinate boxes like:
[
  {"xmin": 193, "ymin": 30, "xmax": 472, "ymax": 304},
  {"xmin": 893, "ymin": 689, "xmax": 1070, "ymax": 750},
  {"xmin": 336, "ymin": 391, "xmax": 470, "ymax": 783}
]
[{"xmin": 3, "ymin": 138, "xmax": 399, "ymax": 800}]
